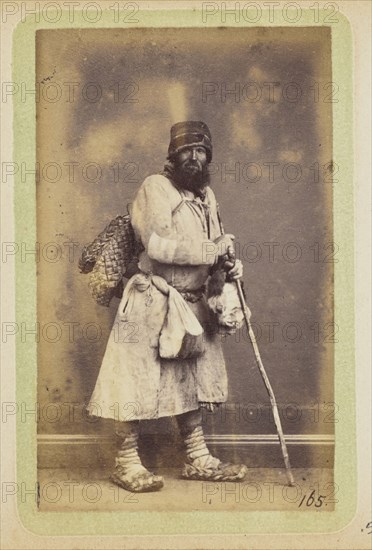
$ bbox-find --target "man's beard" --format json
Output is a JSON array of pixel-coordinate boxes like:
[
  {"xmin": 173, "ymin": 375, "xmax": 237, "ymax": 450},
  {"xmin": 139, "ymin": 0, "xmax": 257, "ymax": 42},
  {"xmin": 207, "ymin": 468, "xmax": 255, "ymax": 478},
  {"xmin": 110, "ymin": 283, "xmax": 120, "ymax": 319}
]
[{"xmin": 168, "ymin": 159, "xmax": 211, "ymax": 197}]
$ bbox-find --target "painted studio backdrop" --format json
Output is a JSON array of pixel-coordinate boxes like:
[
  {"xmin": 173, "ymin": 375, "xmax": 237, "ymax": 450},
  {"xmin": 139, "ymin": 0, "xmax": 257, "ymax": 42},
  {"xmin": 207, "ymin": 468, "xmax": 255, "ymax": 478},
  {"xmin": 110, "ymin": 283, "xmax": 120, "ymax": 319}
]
[{"xmin": 36, "ymin": 28, "xmax": 334, "ymax": 469}]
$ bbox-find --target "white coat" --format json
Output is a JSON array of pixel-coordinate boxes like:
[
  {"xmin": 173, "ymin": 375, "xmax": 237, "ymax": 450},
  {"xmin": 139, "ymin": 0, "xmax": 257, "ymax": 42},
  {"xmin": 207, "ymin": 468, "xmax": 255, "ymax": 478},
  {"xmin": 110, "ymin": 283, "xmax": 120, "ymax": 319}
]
[{"xmin": 87, "ymin": 175, "xmax": 228, "ymax": 421}]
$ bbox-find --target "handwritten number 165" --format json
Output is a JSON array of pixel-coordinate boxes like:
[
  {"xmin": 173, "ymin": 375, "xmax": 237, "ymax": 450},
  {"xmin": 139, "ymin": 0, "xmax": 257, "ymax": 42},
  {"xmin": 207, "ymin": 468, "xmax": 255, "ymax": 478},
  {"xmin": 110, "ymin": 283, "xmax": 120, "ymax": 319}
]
[{"xmin": 298, "ymin": 490, "xmax": 326, "ymax": 508}]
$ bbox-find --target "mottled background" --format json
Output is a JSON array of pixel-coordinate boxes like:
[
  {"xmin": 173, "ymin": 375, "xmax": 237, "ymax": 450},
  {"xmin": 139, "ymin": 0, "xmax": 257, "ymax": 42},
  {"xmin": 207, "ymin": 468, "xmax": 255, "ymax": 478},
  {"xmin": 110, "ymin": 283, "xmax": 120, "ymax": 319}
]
[{"xmin": 36, "ymin": 28, "xmax": 333, "ymax": 469}]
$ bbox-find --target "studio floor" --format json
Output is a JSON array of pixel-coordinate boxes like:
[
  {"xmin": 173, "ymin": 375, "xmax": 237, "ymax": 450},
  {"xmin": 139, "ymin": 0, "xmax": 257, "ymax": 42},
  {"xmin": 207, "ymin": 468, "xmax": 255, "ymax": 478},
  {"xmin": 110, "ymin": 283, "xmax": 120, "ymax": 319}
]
[{"xmin": 37, "ymin": 467, "xmax": 335, "ymax": 512}]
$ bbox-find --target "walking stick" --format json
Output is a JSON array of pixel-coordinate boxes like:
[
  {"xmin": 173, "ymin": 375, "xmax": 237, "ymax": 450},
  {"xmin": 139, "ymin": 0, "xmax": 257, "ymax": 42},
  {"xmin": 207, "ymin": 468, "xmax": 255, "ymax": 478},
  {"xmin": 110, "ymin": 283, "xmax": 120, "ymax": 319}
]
[
  {"xmin": 216, "ymin": 209, "xmax": 294, "ymax": 486},
  {"xmin": 234, "ymin": 277, "xmax": 294, "ymax": 486}
]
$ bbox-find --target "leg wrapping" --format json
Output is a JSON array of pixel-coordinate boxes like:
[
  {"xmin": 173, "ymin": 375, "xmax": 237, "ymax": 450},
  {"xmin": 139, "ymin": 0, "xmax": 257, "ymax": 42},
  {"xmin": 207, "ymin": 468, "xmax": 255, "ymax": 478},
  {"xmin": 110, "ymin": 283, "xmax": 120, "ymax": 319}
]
[{"xmin": 111, "ymin": 421, "xmax": 164, "ymax": 493}]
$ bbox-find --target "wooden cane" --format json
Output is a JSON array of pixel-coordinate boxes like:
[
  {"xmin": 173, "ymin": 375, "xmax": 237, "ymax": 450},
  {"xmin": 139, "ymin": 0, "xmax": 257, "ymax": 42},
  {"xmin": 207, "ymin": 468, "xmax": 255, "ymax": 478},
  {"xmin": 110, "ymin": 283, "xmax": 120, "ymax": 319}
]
[
  {"xmin": 216, "ymin": 206, "xmax": 294, "ymax": 485},
  {"xmin": 234, "ymin": 275, "xmax": 294, "ymax": 486}
]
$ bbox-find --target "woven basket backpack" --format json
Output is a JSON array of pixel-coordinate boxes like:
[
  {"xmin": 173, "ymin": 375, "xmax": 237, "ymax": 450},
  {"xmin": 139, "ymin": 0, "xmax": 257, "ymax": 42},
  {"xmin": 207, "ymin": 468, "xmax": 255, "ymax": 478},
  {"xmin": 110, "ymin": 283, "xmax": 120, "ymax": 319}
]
[{"xmin": 79, "ymin": 210, "xmax": 143, "ymax": 306}]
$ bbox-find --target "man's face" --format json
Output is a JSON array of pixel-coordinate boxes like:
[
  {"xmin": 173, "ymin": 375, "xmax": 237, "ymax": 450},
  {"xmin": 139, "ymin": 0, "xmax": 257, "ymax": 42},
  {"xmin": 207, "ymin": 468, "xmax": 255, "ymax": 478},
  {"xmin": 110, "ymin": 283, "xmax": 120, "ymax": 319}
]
[{"xmin": 175, "ymin": 146, "xmax": 208, "ymax": 177}]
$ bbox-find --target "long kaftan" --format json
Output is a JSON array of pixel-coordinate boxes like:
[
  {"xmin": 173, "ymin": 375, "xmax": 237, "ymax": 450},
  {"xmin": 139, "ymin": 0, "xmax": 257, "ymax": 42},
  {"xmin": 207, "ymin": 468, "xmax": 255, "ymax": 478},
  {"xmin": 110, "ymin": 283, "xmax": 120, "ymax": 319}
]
[{"xmin": 87, "ymin": 175, "xmax": 228, "ymax": 421}]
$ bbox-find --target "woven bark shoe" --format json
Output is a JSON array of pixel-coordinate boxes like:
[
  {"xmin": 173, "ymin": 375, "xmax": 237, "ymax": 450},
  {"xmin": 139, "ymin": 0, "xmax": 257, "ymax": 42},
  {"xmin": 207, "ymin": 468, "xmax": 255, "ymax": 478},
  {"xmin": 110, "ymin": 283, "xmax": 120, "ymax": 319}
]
[
  {"xmin": 110, "ymin": 464, "xmax": 164, "ymax": 493},
  {"xmin": 182, "ymin": 455, "xmax": 248, "ymax": 482},
  {"xmin": 110, "ymin": 427, "xmax": 164, "ymax": 493},
  {"xmin": 181, "ymin": 425, "xmax": 247, "ymax": 482}
]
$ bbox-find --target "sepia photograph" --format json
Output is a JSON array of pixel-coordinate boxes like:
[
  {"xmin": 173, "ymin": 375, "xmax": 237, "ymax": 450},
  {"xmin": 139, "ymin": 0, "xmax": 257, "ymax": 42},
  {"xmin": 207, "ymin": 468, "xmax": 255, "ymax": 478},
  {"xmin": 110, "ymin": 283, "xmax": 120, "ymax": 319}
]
[
  {"xmin": 36, "ymin": 26, "xmax": 335, "ymax": 511},
  {"xmin": 1, "ymin": 1, "xmax": 370, "ymax": 548}
]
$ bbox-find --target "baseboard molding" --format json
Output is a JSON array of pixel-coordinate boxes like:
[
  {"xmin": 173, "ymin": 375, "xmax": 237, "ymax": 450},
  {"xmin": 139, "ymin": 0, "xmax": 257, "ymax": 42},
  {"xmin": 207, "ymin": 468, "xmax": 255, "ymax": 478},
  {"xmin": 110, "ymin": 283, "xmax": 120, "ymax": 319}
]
[{"xmin": 38, "ymin": 433, "xmax": 334, "ymax": 469}]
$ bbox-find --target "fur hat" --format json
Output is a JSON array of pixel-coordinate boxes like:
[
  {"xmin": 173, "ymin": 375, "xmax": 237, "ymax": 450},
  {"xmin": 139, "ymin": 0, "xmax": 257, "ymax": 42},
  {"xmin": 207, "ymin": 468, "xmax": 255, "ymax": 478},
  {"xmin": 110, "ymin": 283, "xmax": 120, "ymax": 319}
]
[{"xmin": 167, "ymin": 121, "xmax": 212, "ymax": 162}]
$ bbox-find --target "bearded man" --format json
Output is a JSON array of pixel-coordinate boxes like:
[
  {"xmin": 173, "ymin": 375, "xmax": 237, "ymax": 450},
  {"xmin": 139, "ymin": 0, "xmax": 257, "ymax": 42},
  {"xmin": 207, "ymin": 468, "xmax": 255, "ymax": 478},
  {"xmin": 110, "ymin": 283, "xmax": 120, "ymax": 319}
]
[{"xmin": 87, "ymin": 121, "xmax": 247, "ymax": 492}]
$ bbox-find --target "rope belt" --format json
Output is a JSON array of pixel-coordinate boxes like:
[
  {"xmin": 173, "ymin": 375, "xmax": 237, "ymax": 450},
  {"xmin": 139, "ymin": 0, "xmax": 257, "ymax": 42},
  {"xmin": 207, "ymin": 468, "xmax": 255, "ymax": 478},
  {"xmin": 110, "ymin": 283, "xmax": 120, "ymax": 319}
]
[{"xmin": 136, "ymin": 269, "xmax": 206, "ymax": 303}]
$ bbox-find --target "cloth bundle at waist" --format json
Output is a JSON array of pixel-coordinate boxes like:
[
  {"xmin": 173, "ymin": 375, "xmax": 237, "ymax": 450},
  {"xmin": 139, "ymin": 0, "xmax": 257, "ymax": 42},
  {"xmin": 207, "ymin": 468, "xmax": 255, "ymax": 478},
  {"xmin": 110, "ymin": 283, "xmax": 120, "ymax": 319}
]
[{"xmin": 120, "ymin": 273, "xmax": 205, "ymax": 360}]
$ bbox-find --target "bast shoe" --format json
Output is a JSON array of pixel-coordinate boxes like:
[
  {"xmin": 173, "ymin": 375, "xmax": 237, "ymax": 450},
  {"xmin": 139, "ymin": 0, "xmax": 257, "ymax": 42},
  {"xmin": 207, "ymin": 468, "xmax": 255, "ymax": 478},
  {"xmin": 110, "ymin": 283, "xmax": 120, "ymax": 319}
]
[
  {"xmin": 110, "ymin": 464, "xmax": 164, "ymax": 493},
  {"xmin": 182, "ymin": 454, "xmax": 247, "ymax": 482}
]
